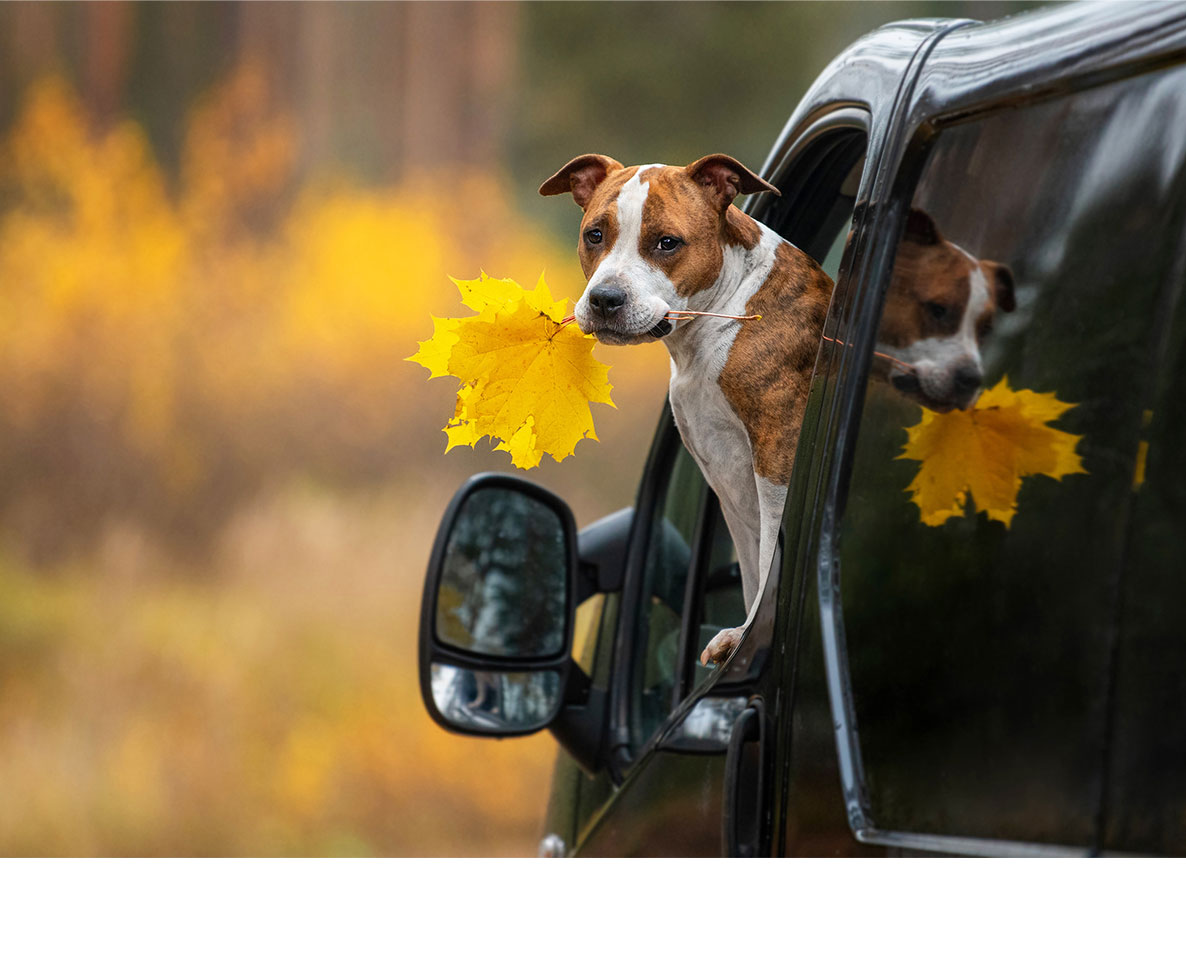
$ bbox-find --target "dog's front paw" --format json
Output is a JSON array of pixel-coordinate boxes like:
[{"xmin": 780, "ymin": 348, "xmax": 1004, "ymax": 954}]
[{"xmin": 700, "ymin": 626, "xmax": 744, "ymax": 667}]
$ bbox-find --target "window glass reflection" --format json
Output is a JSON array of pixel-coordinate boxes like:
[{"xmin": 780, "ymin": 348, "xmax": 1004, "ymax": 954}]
[
  {"xmin": 689, "ymin": 499, "xmax": 745, "ymax": 694},
  {"xmin": 839, "ymin": 63, "xmax": 1186, "ymax": 848},
  {"xmin": 632, "ymin": 442, "xmax": 705, "ymax": 746},
  {"xmin": 666, "ymin": 696, "xmax": 748, "ymax": 749},
  {"xmin": 436, "ymin": 488, "xmax": 567, "ymax": 658}
]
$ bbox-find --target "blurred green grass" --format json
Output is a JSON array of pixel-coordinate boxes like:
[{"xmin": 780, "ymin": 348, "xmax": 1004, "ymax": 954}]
[{"xmin": 0, "ymin": 483, "xmax": 565, "ymax": 856}]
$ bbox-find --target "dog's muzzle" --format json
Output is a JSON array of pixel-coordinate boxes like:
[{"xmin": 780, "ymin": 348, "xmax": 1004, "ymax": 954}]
[{"xmin": 647, "ymin": 320, "xmax": 673, "ymax": 339}]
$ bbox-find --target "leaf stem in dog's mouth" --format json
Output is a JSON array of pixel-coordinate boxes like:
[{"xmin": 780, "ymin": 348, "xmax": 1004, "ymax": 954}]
[
  {"xmin": 556, "ymin": 310, "xmax": 760, "ymax": 339},
  {"xmin": 558, "ymin": 310, "xmax": 761, "ymax": 327},
  {"xmin": 664, "ymin": 310, "xmax": 763, "ymax": 323},
  {"xmin": 559, "ymin": 314, "xmax": 914, "ymax": 373}
]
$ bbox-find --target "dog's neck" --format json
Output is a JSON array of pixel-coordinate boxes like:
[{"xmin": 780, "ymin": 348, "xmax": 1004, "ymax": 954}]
[{"xmin": 663, "ymin": 210, "xmax": 782, "ymax": 374}]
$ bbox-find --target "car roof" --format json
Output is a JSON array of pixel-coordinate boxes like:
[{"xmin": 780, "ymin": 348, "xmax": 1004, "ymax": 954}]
[
  {"xmin": 918, "ymin": 2, "xmax": 1186, "ymax": 125},
  {"xmin": 758, "ymin": 2, "xmax": 1186, "ymax": 184}
]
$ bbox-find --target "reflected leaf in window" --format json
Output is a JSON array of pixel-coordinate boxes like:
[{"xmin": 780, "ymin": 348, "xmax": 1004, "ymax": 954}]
[{"xmin": 898, "ymin": 377, "xmax": 1086, "ymax": 527}]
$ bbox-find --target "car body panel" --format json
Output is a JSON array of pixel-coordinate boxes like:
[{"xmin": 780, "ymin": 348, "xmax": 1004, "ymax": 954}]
[{"xmin": 778, "ymin": 2, "xmax": 1186, "ymax": 856}]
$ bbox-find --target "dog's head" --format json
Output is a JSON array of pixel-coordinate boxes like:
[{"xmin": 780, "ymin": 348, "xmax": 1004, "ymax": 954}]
[
  {"xmin": 540, "ymin": 154, "xmax": 778, "ymax": 344},
  {"xmin": 877, "ymin": 209, "xmax": 1015, "ymax": 412}
]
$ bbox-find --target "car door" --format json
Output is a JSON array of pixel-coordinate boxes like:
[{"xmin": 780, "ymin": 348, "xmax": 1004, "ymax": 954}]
[
  {"xmin": 565, "ymin": 116, "xmax": 876, "ymax": 857},
  {"xmin": 776, "ymin": 6, "xmax": 1186, "ymax": 856}
]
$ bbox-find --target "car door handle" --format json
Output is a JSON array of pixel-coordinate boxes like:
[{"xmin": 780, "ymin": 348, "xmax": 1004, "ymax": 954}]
[{"xmin": 722, "ymin": 699, "xmax": 765, "ymax": 857}]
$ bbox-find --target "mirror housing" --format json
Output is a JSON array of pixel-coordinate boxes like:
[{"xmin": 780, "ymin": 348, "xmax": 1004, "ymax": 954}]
[{"xmin": 418, "ymin": 474, "xmax": 578, "ymax": 738}]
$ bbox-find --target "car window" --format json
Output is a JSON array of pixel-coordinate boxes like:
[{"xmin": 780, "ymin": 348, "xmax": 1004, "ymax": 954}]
[
  {"xmin": 1104, "ymin": 213, "xmax": 1186, "ymax": 855},
  {"xmin": 630, "ymin": 440, "xmax": 706, "ymax": 746},
  {"xmin": 833, "ymin": 62, "xmax": 1186, "ymax": 850},
  {"xmin": 626, "ymin": 123, "xmax": 867, "ymax": 748},
  {"xmin": 819, "ymin": 153, "xmax": 863, "ymax": 281},
  {"xmin": 685, "ymin": 496, "xmax": 746, "ymax": 695}
]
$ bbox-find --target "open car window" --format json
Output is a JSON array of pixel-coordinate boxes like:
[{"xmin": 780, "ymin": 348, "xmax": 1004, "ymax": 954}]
[{"xmin": 623, "ymin": 120, "xmax": 873, "ymax": 748}]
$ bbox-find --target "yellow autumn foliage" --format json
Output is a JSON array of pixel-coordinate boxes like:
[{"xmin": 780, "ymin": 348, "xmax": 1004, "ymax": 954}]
[
  {"xmin": 0, "ymin": 61, "xmax": 682, "ymax": 855},
  {"xmin": 0, "ymin": 68, "xmax": 649, "ymax": 855},
  {"xmin": 408, "ymin": 273, "xmax": 615, "ymax": 468},
  {"xmin": 898, "ymin": 377, "xmax": 1087, "ymax": 527},
  {"xmin": 0, "ymin": 69, "xmax": 591, "ymax": 557}
]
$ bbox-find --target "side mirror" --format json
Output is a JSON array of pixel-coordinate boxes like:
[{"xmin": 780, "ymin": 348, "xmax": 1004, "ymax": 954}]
[{"xmin": 418, "ymin": 474, "xmax": 577, "ymax": 737}]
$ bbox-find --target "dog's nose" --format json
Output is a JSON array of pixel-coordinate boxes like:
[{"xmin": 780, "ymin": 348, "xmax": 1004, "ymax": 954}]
[
  {"xmin": 892, "ymin": 371, "xmax": 921, "ymax": 395},
  {"xmin": 953, "ymin": 364, "xmax": 983, "ymax": 396},
  {"xmin": 588, "ymin": 284, "xmax": 627, "ymax": 318}
]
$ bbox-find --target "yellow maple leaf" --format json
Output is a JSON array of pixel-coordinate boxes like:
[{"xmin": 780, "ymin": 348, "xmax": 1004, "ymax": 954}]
[
  {"xmin": 406, "ymin": 272, "xmax": 614, "ymax": 469},
  {"xmin": 898, "ymin": 377, "xmax": 1086, "ymax": 527}
]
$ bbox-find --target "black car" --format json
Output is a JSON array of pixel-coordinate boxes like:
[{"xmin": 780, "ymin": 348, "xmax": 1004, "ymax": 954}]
[{"xmin": 418, "ymin": 2, "xmax": 1186, "ymax": 857}]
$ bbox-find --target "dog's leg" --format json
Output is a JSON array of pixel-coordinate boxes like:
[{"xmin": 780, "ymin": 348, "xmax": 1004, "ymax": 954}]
[
  {"xmin": 752, "ymin": 476, "xmax": 788, "ymax": 607},
  {"xmin": 700, "ymin": 476, "xmax": 787, "ymax": 666},
  {"xmin": 715, "ymin": 496, "xmax": 760, "ymax": 610}
]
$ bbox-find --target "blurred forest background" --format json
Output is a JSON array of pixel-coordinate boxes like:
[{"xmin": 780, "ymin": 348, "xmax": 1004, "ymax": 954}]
[{"xmin": 0, "ymin": 0, "xmax": 1038, "ymax": 856}]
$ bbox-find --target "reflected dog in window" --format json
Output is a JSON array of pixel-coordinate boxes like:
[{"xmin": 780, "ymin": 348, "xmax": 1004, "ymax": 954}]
[
  {"xmin": 875, "ymin": 208, "xmax": 1015, "ymax": 412},
  {"xmin": 541, "ymin": 157, "xmax": 1013, "ymax": 666}
]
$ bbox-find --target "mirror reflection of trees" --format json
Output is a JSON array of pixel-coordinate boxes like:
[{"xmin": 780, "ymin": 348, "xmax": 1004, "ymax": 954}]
[
  {"xmin": 430, "ymin": 664, "xmax": 561, "ymax": 733},
  {"xmin": 436, "ymin": 488, "xmax": 567, "ymax": 658}
]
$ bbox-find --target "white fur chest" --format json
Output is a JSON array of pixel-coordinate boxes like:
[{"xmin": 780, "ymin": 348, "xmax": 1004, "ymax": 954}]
[
  {"xmin": 662, "ymin": 223, "xmax": 782, "ymax": 486},
  {"xmin": 662, "ymin": 224, "xmax": 784, "ymax": 577},
  {"xmin": 668, "ymin": 348, "xmax": 751, "ymax": 496},
  {"xmin": 666, "ymin": 335, "xmax": 762, "ymax": 601}
]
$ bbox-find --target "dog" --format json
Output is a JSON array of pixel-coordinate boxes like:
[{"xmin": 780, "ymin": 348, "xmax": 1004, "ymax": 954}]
[
  {"xmin": 875, "ymin": 208, "xmax": 1015, "ymax": 412},
  {"xmin": 541, "ymin": 153, "xmax": 827, "ymax": 666},
  {"xmin": 541, "ymin": 155, "xmax": 1013, "ymax": 666}
]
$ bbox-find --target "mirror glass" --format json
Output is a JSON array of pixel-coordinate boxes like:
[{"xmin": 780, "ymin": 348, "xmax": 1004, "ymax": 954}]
[
  {"xmin": 430, "ymin": 664, "xmax": 562, "ymax": 733},
  {"xmin": 435, "ymin": 487, "xmax": 568, "ymax": 658}
]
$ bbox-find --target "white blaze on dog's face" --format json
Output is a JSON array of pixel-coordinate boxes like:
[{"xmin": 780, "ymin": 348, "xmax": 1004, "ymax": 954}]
[
  {"xmin": 575, "ymin": 163, "xmax": 676, "ymax": 343},
  {"xmin": 539, "ymin": 153, "xmax": 778, "ymax": 345},
  {"xmin": 877, "ymin": 209, "xmax": 1016, "ymax": 412}
]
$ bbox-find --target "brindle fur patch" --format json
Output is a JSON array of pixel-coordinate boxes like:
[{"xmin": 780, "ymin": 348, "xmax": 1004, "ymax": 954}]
[
  {"xmin": 719, "ymin": 241, "xmax": 833, "ymax": 484},
  {"xmin": 637, "ymin": 168, "xmax": 725, "ymax": 297},
  {"xmin": 725, "ymin": 207, "xmax": 762, "ymax": 250}
]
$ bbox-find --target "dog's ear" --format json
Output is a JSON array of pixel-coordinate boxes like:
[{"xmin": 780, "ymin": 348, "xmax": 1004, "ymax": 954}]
[
  {"xmin": 539, "ymin": 154, "xmax": 624, "ymax": 209},
  {"xmin": 685, "ymin": 154, "xmax": 779, "ymax": 209},
  {"xmin": 903, "ymin": 208, "xmax": 942, "ymax": 246},
  {"xmin": 983, "ymin": 260, "xmax": 1016, "ymax": 312}
]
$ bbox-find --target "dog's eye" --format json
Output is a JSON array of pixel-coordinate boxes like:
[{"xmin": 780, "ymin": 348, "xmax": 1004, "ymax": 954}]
[
  {"xmin": 657, "ymin": 236, "xmax": 682, "ymax": 252},
  {"xmin": 924, "ymin": 301, "xmax": 948, "ymax": 320},
  {"xmin": 584, "ymin": 228, "xmax": 603, "ymax": 246}
]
